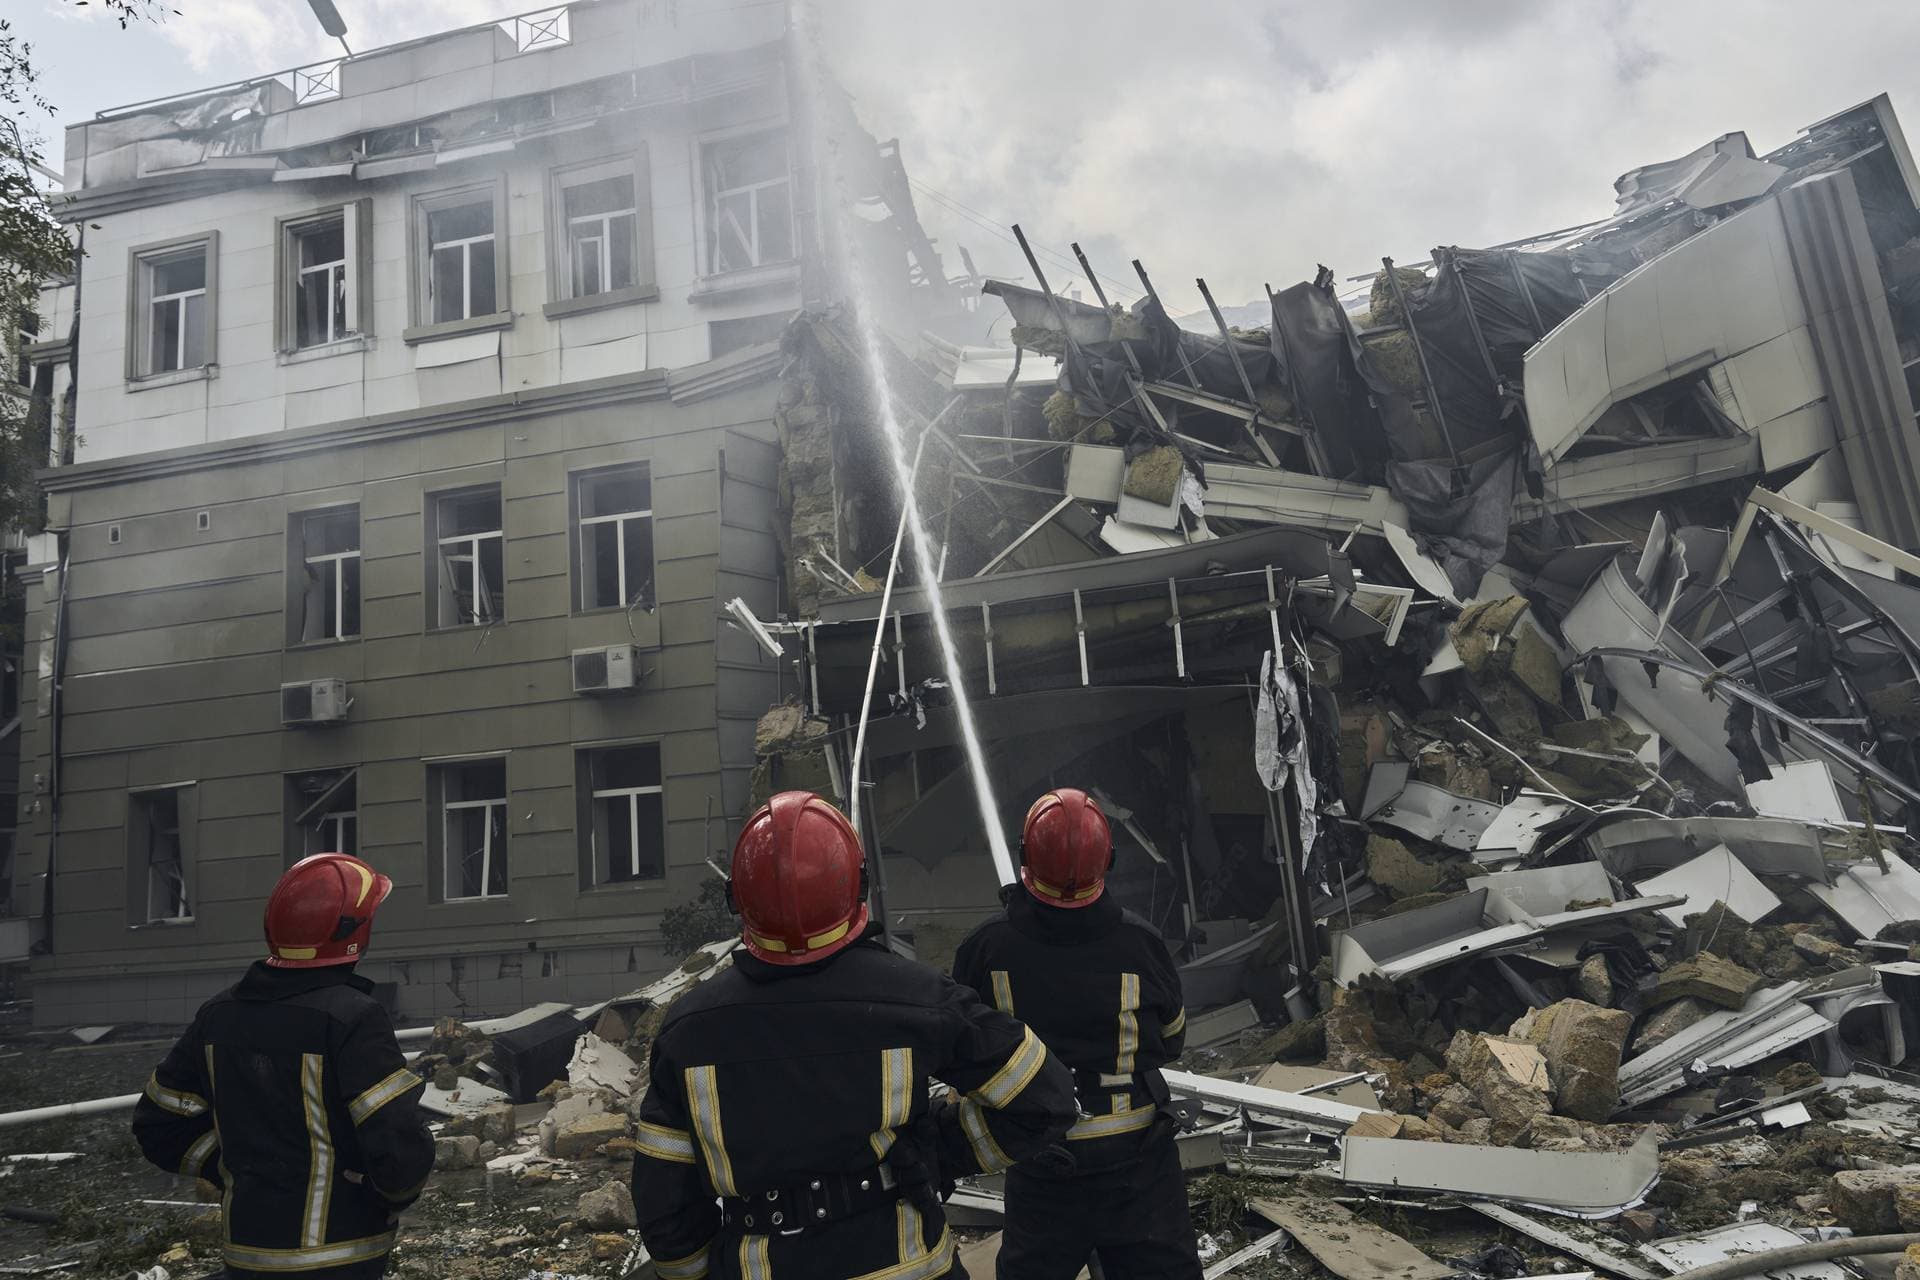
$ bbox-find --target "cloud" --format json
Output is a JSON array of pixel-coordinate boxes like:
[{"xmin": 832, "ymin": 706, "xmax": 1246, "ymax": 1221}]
[{"xmin": 810, "ymin": 0, "xmax": 1920, "ymax": 310}]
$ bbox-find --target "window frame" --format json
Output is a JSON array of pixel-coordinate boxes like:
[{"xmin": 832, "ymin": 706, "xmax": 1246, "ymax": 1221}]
[
  {"xmin": 285, "ymin": 768, "xmax": 359, "ymax": 865},
  {"xmin": 568, "ymin": 462, "xmax": 655, "ymax": 616},
  {"xmin": 125, "ymin": 232, "xmax": 219, "ymax": 385},
  {"xmin": 405, "ymin": 180, "xmax": 512, "ymax": 345},
  {"xmin": 287, "ymin": 503, "xmax": 363, "ymax": 647},
  {"xmin": 127, "ymin": 783, "xmax": 197, "ymax": 927},
  {"xmin": 696, "ymin": 126, "xmax": 795, "ymax": 280},
  {"xmin": 426, "ymin": 485, "xmax": 506, "ymax": 630},
  {"xmin": 275, "ymin": 201, "xmax": 373, "ymax": 356},
  {"xmin": 576, "ymin": 742, "xmax": 666, "ymax": 888},
  {"xmin": 429, "ymin": 756, "xmax": 511, "ymax": 903},
  {"xmin": 544, "ymin": 150, "xmax": 657, "ymax": 319}
]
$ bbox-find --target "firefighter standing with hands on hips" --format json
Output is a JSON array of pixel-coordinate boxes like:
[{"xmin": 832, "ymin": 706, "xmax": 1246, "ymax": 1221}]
[
  {"xmin": 132, "ymin": 853, "xmax": 434, "ymax": 1280},
  {"xmin": 632, "ymin": 790, "xmax": 1078, "ymax": 1280},
  {"xmin": 953, "ymin": 788, "xmax": 1203, "ymax": 1280}
]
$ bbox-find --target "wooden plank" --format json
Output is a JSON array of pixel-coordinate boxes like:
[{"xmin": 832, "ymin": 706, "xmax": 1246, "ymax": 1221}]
[{"xmin": 1252, "ymin": 1198, "xmax": 1452, "ymax": 1280}]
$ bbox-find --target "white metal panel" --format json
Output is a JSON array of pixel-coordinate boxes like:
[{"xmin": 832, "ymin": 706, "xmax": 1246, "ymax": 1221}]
[
  {"xmin": 1524, "ymin": 296, "xmax": 1612, "ymax": 467},
  {"xmin": 1602, "ymin": 265, "xmax": 1671, "ymax": 402},
  {"xmin": 1719, "ymin": 328, "xmax": 1824, "ymax": 429},
  {"xmin": 1635, "ymin": 844, "xmax": 1781, "ymax": 926}
]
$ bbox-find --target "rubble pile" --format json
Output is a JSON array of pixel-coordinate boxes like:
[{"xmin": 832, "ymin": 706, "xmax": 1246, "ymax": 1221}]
[{"xmin": 711, "ymin": 91, "xmax": 1920, "ymax": 1276}]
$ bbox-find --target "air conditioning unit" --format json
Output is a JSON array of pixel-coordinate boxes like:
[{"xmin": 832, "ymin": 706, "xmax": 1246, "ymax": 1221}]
[
  {"xmin": 282, "ymin": 679, "xmax": 351, "ymax": 726},
  {"xmin": 572, "ymin": 644, "xmax": 639, "ymax": 695}
]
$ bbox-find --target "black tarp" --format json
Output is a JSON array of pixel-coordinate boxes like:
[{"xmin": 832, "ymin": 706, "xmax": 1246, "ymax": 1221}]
[
  {"xmin": 1267, "ymin": 281, "xmax": 1388, "ymax": 481},
  {"xmin": 1437, "ymin": 247, "xmax": 1590, "ymax": 383}
]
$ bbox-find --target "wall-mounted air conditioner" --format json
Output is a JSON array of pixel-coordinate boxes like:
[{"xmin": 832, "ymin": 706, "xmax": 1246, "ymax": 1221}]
[
  {"xmin": 572, "ymin": 645, "xmax": 639, "ymax": 695},
  {"xmin": 282, "ymin": 679, "xmax": 351, "ymax": 726}
]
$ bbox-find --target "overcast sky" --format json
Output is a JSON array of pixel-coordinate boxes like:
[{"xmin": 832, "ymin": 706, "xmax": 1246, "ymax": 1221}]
[{"xmin": 15, "ymin": 0, "xmax": 1920, "ymax": 313}]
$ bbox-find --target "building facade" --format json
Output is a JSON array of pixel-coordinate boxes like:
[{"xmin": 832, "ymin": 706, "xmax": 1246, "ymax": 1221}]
[{"xmin": 5, "ymin": 0, "xmax": 851, "ymax": 1024}]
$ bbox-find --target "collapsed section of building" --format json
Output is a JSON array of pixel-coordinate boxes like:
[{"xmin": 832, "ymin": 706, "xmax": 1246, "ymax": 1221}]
[{"xmin": 748, "ymin": 93, "xmax": 1920, "ymax": 1054}]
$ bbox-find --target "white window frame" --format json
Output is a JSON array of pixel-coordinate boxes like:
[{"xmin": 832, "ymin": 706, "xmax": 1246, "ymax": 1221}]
[
  {"xmin": 433, "ymin": 489, "xmax": 505, "ymax": 628},
  {"xmin": 408, "ymin": 182, "xmax": 510, "ymax": 341},
  {"xmin": 699, "ymin": 126, "xmax": 794, "ymax": 277},
  {"xmin": 443, "ymin": 797, "xmax": 507, "ymax": 901},
  {"xmin": 127, "ymin": 233, "xmax": 218, "ymax": 383},
  {"xmin": 295, "ymin": 507, "xmax": 361, "ymax": 644},
  {"xmin": 439, "ymin": 527, "xmax": 504, "ymax": 626},
  {"xmin": 306, "ymin": 550, "xmax": 360, "ymax": 642},
  {"xmin": 132, "ymin": 785, "xmax": 194, "ymax": 925},
  {"xmin": 593, "ymin": 779, "xmax": 664, "ymax": 882},
  {"xmin": 279, "ymin": 204, "xmax": 369, "ymax": 353},
  {"xmin": 318, "ymin": 810, "xmax": 356, "ymax": 857},
  {"xmin": 572, "ymin": 466, "xmax": 656, "ymax": 614}
]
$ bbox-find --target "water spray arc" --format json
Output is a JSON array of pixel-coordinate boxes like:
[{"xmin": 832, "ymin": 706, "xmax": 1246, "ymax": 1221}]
[{"xmin": 791, "ymin": 0, "xmax": 1015, "ymax": 889}]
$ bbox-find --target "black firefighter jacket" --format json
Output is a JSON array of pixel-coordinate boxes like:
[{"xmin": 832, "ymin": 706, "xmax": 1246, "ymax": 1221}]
[
  {"xmin": 952, "ymin": 890, "xmax": 1187, "ymax": 1171},
  {"xmin": 131, "ymin": 963, "xmax": 434, "ymax": 1278},
  {"xmin": 631, "ymin": 932, "xmax": 1078, "ymax": 1280}
]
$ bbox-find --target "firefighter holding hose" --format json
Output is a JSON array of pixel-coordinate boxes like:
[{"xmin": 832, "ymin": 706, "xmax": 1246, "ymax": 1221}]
[
  {"xmin": 131, "ymin": 853, "xmax": 433, "ymax": 1280},
  {"xmin": 632, "ymin": 790, "xmax": 1078, "ymax": 1280},
  {"xmin": 952, "ymin": 788, "xmax": 1203, "ymax": 1280}
]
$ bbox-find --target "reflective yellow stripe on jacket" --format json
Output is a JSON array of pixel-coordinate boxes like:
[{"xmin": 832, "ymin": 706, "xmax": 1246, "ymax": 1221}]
[
  {"xmin": 223, "ymin": 1231, "xmax": 397, "ymax": 1273},
  {"xmin": 685, "ymin": 1066, "xmax": 739, "ymax": 1196}
]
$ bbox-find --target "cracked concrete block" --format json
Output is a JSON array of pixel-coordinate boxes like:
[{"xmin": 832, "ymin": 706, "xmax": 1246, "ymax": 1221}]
[{"xmin": 1655, "ymin": 953, "xmax": 1764, "ymax": 1010}]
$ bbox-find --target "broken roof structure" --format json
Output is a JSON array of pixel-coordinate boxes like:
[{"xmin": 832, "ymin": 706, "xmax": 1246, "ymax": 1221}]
[{"xmin": 730, "ymin": 97, "xmax": 1920, "ymax": 1264}]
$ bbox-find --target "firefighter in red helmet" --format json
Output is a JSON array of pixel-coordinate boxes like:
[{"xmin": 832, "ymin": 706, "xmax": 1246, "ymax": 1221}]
[
  {"xmin": 133, "ymin": 854, "xmax": 432, "ymax": 1280},
  {"xmin": 953, "ymin": 789, "xmax": 1202, "ymax": 1280},
  {"xmin": 633, "ymin": 791, "xmax": 1078, "ymax": 1280}
]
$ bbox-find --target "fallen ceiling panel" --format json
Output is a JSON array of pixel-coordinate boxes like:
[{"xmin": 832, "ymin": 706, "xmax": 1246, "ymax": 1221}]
[
  {"xmin": 1634, "ymin": 844, "xmax": 1782, "ymax": 927},
  {"xmin": 1361, "ymin": 763, "xmax": 1503, "ymax": 851},
  {"xmin": 1339, "ymin": 1127, "xmax": 1662, "ymax": 1218},
  {"xmin": 1251, "ymin": 1198, "xmax": 1452, "ymax": 1280},
  {"xmin": 1561, "ymin": 560, "xmax": 1745, "ymax": 792},
  {"xmin": 1807, "ymin": 858, "xmax": 1920, "ymax": 938},
  {"xmin": 1467, "ymin": 863, "xmax": 1616, "ymax": 917},
  {"xmin": 1587, "ymin": 816, "xmax": 1830, "ymax": 884}
]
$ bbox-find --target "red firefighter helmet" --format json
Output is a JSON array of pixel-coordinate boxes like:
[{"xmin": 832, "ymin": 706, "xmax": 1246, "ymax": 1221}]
[
  {"xmin": 1020, "ymin": 788, "xmax": 1113, "ymax": 909},
  {"xmin": 729, "ymin": 791, "xmax": 869, "ymax": 966},
  {"xmin": 264, "ymin": 853, "xmax": 393, "ymax": 968}
]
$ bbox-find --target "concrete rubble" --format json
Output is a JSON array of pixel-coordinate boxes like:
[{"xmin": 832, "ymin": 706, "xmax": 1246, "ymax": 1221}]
[{"xmin": 715, "ymin": 88, "xmax": 1920, "ymax": 1275}]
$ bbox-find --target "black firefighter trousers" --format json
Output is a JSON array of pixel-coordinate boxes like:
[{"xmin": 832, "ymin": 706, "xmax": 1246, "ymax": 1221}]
[{"xmin": 997, "ymin": 1126, "xmax": 1202, "ymax": 1280}]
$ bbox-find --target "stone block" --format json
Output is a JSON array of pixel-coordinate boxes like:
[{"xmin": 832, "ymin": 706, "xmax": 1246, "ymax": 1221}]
[
  {"xmin": 553, "ymin": 1113, "xmax": 629, "ymax": 1160},
  {"xmin": 576, "ymin": 1180, "xmax": 637, "ymax": 1231},
  {"xmin": 1632, "ymin": 997, "xmax": 1713, "ymax": 1054},
  {"xmin": 1365, "ymin": 835, "xmax": 1441, "ymax": 900},
  {"xmin": 1521, "ymin": 999, "xmax": 1631, "ymax": 1122},
  {"xmin": 434, "ymin": 1135, "xmax": 482, "ymax": 1170},
  {"xmin": 1829, "ymin": 1168, "xmax": 1920, "ymax": 1234},
  {"xmin": 1655, "ymin": 953, "xmax": 1764, "ymax": 1010}
]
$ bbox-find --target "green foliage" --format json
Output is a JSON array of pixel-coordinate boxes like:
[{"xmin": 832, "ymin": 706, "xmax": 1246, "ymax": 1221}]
[
  {"xmin": 0, "ymin": 4, "xmax": 172, "ymax": 538},
  {"xmin": 658, "ymin": 876, "xmax": 735, "ymax": 957}
]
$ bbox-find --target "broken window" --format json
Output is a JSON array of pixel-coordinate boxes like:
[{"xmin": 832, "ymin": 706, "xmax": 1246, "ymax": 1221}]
[
  {"xmin": 578, "ymin": 745, "xmax": 664, "ymax": 885},
  {"xmin": 131, "ymin": 239, "xmax": 213, "ymax": 377},
  {"xmin": 292, "ymin": 507, "xmax": 361, "ymax": 643},
  {"xmin": 130, "ymin": 787, "xmax": 192, "ymax": 924},
  {"xmin": 435, "ymin": 758, "xmax": 508, "ymax": 901},
  {"xmin": 431, "ymin": 488, "xmax": 504, "ymax": 627},
  {"xmin": 572, "ymin": 465, "xmax": 654, "ymax": 612},
  {"xmin": 703, "ymin": 130, "xmax": 793, "ymax": 274},
  {"xmin": 414, "ymin": 185, "xmax": 505, "ymax": 327},
  {"xmin": 286, "ymin": 769, "xmax": 357, "ymax": 864},
  {"xmin": 284, "ymin": 209, "xmax": 362, "ymax": 349},
  {"xmin": 565, "ymin": 173, "xmax": 636, "ymax": 298}
]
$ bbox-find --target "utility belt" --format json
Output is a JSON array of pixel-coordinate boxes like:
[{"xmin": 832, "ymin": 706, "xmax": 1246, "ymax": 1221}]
[
  {"xmin": 720, "ymin": 1164, "xmax": 901, "ymax": 1236},
  {"xmin": 1072, "ymin": 1068, "xmax": 1170, "ymax": 1108}
]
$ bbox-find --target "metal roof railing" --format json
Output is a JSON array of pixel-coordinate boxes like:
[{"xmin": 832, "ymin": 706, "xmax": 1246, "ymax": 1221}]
[{"xmin": 94, "ymin": 1, "xmax": 580, "ymax": 123}]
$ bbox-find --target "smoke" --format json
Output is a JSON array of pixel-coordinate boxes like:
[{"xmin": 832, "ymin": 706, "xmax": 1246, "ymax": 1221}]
[{"xmin": 808, "ymin": 0, "xmax": 1920, "ymax": 312}]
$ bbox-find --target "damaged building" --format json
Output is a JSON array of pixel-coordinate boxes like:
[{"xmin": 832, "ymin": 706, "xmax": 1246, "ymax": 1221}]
[
  {"xmin": 738, "ymin": 89, "xmax": 1920, "ymax": 1181},
  {"xmin": 2, "ymin": 0, "xmax": 970, "ymax": 1025}
]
